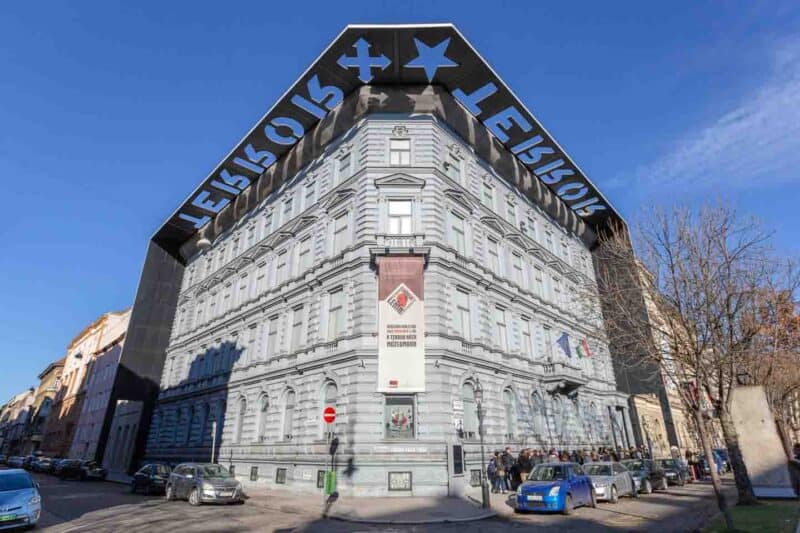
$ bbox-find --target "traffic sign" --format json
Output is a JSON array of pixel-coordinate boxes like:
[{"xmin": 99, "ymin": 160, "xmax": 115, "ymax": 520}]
[{"xmin": 323, "ymin": 406, "xmax": 336, "ymax": 424}]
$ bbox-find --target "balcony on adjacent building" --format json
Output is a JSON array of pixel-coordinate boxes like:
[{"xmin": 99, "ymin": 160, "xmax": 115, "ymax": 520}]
[{"xmin": 541, "ymin": 361, "xmax": 588, "ymax": 394}]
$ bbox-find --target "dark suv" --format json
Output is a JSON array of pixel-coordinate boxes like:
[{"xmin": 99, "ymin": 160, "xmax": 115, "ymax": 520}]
[
  {"xmin": 621, "ymin": 459, "xmax": 668, "ymax": 494},
  {"xmin": 131, "ymin": 464, "xmax": 172, "ymax": 495},
  {"xmin": 165, "ymin": 463, "xmax": 243, "ymax": 505}
]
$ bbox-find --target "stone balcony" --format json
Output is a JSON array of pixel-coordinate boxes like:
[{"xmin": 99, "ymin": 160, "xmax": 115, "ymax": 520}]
[
  {"xmin": 540, "ymin": 360, "xmax": 587, "ymax": 394},
  {"xmin": 370, "ymin": 234, "xmax": 430, "ymax": 263}
]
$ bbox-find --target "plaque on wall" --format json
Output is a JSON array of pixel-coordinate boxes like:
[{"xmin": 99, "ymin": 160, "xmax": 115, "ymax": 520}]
[
  {"xmin": 388, "ymin": 471, "xmax": 412, "ymax": 491},
  {"xmin": 470, "ymin": 469, "xmax": 482, "ymax": 487}
]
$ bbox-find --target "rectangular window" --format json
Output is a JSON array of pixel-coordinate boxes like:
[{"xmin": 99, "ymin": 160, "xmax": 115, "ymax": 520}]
[
  {"xmin": 327, "ymin": 289, "xmax": 346, "ymax": 340},
  {"xmin": 450, "ymin": 212, "xmax": 466, "ymax": 254},
  {"xmin": 446, "ymin": 153, "xmax": 461, "ymax": 182},
  {"xmin": 304, "ymin": 182, "xmax": 316, "ymax": 209},
  {"xmin": 527, "ymin": 216, "xmax": 538, "ymax": 242},
  {"xmin": 384, "ymin": 396, "xmax": 415, "ymax": 439},
  {"xmin": 543, "ymin": 325, "xmax": 553, "ymax": 358},
  {"xmin": 534, "ymin": 266, "xmax": 544, "ymax": 297},
  {"xmin": 266, "ymin": 316, "xmax": 279, "ymax": 357},
  {"xmin": 561, "ymin": 241, "xmax": 570, "ymax": 263},
  {"xmin": 282, "ymin": 196, "xmax": 293, "ymax": 224},
  {"xmin": 521, "ymin": 318, "xmax": 534, "ymax": 357},
  {"xmin": 255, "ymin": 264, "xmax": 266, "ymax": 297},
  {"xmin": 333, "ymin": 212, "xmax": 350, "ymax": 254},
  {"xmin": 298, "ymin": 237, "xmax": 312, "ymax": 273},
  {"xmin": 453, "ymin": 289, "xmax": 471, "ymax": 340},
  {"xmin": 208, "ymin": 293, "xmax": 217, "ymax": 319},
  {"xmin": 389, "ymin": 139, "xmax": 411, "ymax": 166},
  {"xmin": 263, "ymin": 213, "xmax": 273, "ymax": 238},
  {"xmin": 482, "ymin": 183, "xmax": 494, "ymax": 209},
  {"xmin": 553, "ymin": 277, "xmax": 562, "ymax": 305},
  {"xmin": 506, "ymin": 199, "xmax": 516, "ymax": 225},
  {"xmin": 545, "ymin": 230, "xmax": 554, "ymax": 252},
  {"xmin": 246, "ymin": 226, "xmax": 255, "ymax": 249},
  {"xmin": 336, "ymin": 152, "xmax": 351, "ymax": 183},
  {"xmin": 276, "ymin": 251, "xmax": 288, "ymax": 284},
  {"xmin": 512, "ymin": 253, "xmax": 524, "ymax": 286},
  {"xmin": 388, "ymin": 199, "xmax": 412, "ymax": 234},
  {"xmin": 487, "ymin": 238, "xmax": 500, "ymax": 273},
  {"xmin": 494, "ymin": 306, "xmax": 508, "ymax": 351},
  {"xmin": 290, "ymin": 306, "xmax": 305, "ymax": 351}
]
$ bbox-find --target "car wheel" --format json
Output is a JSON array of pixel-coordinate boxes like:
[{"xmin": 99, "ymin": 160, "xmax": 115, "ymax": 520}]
[
  {"xmin": 631, "ymin": 484, "xmax": 640, "ymax": 498},
  {"xmin": 609, "ymin": 485, "xmax": 618, "ymax": 504},
  {"xmin": 562, "ymin": 495, "xmax": 573, "ymax": 515},
  {"xmin": 188, "ymin": 488, "xmax": 201, "ymax": 506},
  {"xmin": 643, "ymin": 479, "xmax": 653, "ymax": 494},
  {"xmin": 165, "ymin": 484, "xmax": 175, "ymax": 501}
]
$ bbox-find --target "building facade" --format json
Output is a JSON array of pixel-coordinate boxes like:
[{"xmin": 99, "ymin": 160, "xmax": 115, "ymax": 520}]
[
  {"xmin": 25, "ymin": 358, "xmax": 65, "ymax": 454},
  {"xmin": 69, "ymin": 309, "xmax": 131, "ymax": 460},
  {"xmin": 0, "ymin": 389, "xmax": 35, "ymax": 455},
  {"xmin": 109, "ymin": 25, "xmax": 646, "ymax": 496}
]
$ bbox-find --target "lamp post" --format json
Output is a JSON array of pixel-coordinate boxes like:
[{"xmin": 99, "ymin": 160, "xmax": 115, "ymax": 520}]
[{"xmin": 474, "ymin": 378, "xmax": 491, "ymax": 509}]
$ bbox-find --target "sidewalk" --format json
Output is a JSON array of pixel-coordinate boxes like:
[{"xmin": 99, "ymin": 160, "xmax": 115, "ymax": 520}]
[{"xmin": 248, "ymin": 489, "xmax": 497, "ymax": 525}]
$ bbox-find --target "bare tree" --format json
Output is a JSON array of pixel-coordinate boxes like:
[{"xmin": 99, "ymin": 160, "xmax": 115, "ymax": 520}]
[{"xmin": 590, "ymin": 204, "xmax": 794, "ymax": 527}]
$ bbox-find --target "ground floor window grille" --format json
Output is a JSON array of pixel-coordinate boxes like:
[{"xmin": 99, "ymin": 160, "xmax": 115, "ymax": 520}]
[
  {"xmin": 275, "ymin": 468, "xmax": 287, "ymax": 484},
  {"xmin": 250, "ymin": 466, "xmax": 258, "ymax": 481},
  {"xmin": 384, "ymin": 396, "xmax": 414, "ymax": 439}
]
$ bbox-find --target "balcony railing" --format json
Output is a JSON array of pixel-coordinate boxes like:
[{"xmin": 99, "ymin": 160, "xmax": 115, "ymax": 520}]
[{"xmin": 375, "ymin": 233, "xmax": 425, "ymax": 248}]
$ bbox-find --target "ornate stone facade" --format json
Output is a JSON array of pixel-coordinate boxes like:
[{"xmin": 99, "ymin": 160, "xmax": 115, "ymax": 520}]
[{"xmin": 143, "ymin": 116, "xmax": 630, "ymax": 496}]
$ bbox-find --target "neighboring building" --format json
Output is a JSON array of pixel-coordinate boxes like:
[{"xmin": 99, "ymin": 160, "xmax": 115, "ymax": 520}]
[
  {"xmin": 0, "ymin": 389, "xmax": 35, "ymax": 455},
  {"xmin": 103, "ymin": 24, "xmax": 644, "ymax": 497},
  {"xmin": 69, "ymin": 309, "xmax": 131, "ymax": 460},
  {"xmin": 40, "ymin": 311, "xmax": 124, "ymax": 458},
  {"xmin": 24, "ymin": 358, "xmax": 65, "ymax": 454}
]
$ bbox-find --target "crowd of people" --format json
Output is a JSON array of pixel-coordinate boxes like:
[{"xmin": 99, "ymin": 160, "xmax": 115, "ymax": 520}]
[{"xmin": 485, "ymin": 445, "xmax": 652, "ymax": 493}]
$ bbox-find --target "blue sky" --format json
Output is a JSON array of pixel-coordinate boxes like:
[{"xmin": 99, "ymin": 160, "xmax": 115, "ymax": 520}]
[{"xmin": 1, "ymin": 1, "xmax": 798, "ymax": 401}]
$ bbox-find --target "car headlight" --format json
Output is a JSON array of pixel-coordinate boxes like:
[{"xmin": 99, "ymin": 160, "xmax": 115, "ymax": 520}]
[
  {"xmin": 29, "ymin": 495, "xmax": 41, "ymax": 505},
  {"xmin": 201, "ymin": 482, "xmax": 215, "ymax": 491},
  {"xmin": 594, "ymin": 482, "xmax": 607, "ymax": 489},
  {"xmin": 548, "ymin": 486, "xmax": 560, "ymax": 497}
]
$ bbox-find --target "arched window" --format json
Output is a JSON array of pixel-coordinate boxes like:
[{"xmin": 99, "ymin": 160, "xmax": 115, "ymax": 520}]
[
  {"xmin": 461, "ymin": 382, "xmax": 478, "ymax": 439},
  {"xmin": 552, "ymin": 396, "xmax": 563, "ymax": 439},
  {"xmin": 283, "ymin": 390, "xmax": 296, "ymax": 440},
  {"xmin": 235, "ymin": 397, "xmax": 247, "ymax": 443},
  {"xmin": 257, "ymin": 394, "xmax": 269, "ymax": 443},
  {"xmin": 186, "ymin": 406, "xmax": 195, "ymax": 444},
  {"xmin": 321, "ymin": 382, "xmax": 338, "ymax": 439},
  {"xmin": 199, "ymin": 403, "xmax": 210, "ymax": 445},
  {"xmin": 503, "ymin": 388, "xmax": 516, "ymax": 439},
  {"xmin": 531, "ymin": 392, "xmax": 545, "ymax": 437}
]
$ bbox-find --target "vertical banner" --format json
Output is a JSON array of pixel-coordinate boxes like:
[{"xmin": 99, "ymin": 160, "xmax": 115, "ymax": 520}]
[{"xmin": 377, "ymin": 256, "xmax": 425, "ymax": 392}]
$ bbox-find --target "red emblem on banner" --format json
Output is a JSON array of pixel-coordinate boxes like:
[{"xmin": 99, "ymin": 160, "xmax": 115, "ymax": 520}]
[{"xmin": 387, "ymin": 284, "xmax": 416, "ymax": 315}]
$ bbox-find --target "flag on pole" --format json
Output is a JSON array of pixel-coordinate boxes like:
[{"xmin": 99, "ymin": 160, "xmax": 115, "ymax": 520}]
[
  {"xmin": 576, "ymin": 338, "xmax": 592, "ymax": 358},
  {"xmin": 556, "ymin": 332, "xmax": 571, "ymax": 357}
]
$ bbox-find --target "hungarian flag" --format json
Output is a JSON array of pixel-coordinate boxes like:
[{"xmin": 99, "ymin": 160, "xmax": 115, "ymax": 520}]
[{"xmin": 576, "ymin": 338, "xmax": 592, "ymax": 358}]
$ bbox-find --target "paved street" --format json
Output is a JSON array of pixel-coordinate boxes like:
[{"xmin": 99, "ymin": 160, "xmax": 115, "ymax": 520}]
[{"xmin": 23, "ymin": 469, "xmax": 739, "ymax": 532}]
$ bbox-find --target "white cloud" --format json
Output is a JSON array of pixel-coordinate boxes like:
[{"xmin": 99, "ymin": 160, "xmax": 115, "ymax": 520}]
[{"xmin": 637, "ymin": 40, "xmax": 800, "ymax": 189}]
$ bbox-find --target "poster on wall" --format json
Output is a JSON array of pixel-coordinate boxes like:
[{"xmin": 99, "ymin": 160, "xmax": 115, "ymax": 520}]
[{"xmin": 377, "ymin": 256, "xmax": 425, "ymax": 393}]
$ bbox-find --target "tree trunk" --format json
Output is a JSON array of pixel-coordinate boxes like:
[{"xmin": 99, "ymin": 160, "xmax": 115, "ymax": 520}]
[
  {"xmin": 718, "ymin": 405, "xmax": 758, "ymax": 505},
  {"xmin": 694, "ymin": 408, "xmax": 734, "ymax": 530}
]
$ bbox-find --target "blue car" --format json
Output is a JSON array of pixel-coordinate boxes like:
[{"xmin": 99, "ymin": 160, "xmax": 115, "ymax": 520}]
[{"xmin": 516, "ymin": 462, "xmax": 595, "ymax": 514}]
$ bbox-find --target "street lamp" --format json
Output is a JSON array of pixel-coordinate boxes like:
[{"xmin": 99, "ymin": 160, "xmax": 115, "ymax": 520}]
[{"xmin": 474, "ymin": 378, "xmax": 491, "ymax": 509}]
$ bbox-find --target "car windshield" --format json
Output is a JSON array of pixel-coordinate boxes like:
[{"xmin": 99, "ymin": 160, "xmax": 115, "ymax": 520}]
[
  {"xmin": 584, "ymin": 464, "xmax": 612, "ymax": 476},
  {"xmin": 198, "ymin": 465, "xmax": 231, "ymax": 479},
  {"xmin": 528, "ymin": 465, "xmax": 568, "ymax": 481},
  {"xmin": 623, "ymin": 460, "xmax": 644, "ymax": 471},
  {"xmin": 155, "ymin": 465, "xmax": 171, "ymax": 475},
  {"xmin": 659, "ymin": 459, "xmax": 677, "ymax": 468},
  {"xmin": 0, "ymin": 474, "xmax": 34, "ymax": 492}
]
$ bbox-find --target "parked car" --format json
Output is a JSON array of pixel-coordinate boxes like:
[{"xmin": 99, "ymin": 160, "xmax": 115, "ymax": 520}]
[
  {"xmin": 51, "ymin": 459, "xmax": 70, "ymax": 476},
  {"xmin": 165, "ymin": 463, "xmax": 243, "ymax": 505},
  {"xmin": 31, "ymin": 457, "xmax": 53, "ymax": 474},
  {"xmin": 5, "ymin": 457, "xmax": 24, "ymax": 469},
  {"xmin": 583, "ymin": 461, "xmax": 639, "ymax": 502},
  {"xmin": 657, "ymin": 458, "xmax": 690, "ymax": 486},
  {"xmin": 0, "ymin": 469, "xmax": 41, "ymax": 529},
  {"xmin": 131, "ymin": 464, "xmax": 172, "ymax": 495},
  {"xmin": 58, "ymin": 460, "xmax": 106, "ymax": 481},
  {"xmin": 621, "ymin": 459, "xmax": 668, "ymax": 494},
  {"xmin": 21, "ymin": 455, "xmax": 40, "ymax": 471},
  {"xmin": 0, "ymin": 455, "xmax": 7, "ymax": 465},
  {"xmin": 515, "ymin": 462, "xmax": 595, "ymax": 514}
]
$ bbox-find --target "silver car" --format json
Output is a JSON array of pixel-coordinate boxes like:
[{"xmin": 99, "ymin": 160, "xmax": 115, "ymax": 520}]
[
  {"xmin": 584, "ymin": 461, "xmax": 639, "ymax": 503},
  {"xmin": 165, "ymin": 463, "xmax": 243, "ymax": 505},
  {"xmin": 0, "ymin": 469, "xmax": 42, "ymax": 530}
]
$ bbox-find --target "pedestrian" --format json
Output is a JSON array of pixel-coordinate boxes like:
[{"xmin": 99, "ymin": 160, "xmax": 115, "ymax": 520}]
[
  {"xmin": 500, "ymin": 447, "xmax": 514, "ymax": 493},
  {"xmin": 487, "ymin": 454, "xmax": 499, "ymax": 493},
  {"xmin": 548, "ymin": 448, "xmax": 559, "ymax": 462}
]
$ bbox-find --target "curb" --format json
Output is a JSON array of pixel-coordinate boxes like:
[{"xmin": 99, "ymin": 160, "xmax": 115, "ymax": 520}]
[{"xmin": 327, "ymin": 510, "xmax": 497, "ymax": 525}]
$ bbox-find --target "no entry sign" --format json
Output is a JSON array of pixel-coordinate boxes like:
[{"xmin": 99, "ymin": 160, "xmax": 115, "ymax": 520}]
[{"xmin": 323, "ymin": 406, "xmax": 336, "ymax": 424}]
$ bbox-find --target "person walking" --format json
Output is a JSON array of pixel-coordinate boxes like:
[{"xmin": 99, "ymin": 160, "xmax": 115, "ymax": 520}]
[
  {"xmin": 487, "ymin": 454, "xmax": 499, "ymax": 493},
  {"xmin": 500, "ymin": 447, "xmax": 514, "ymax": 493}
]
